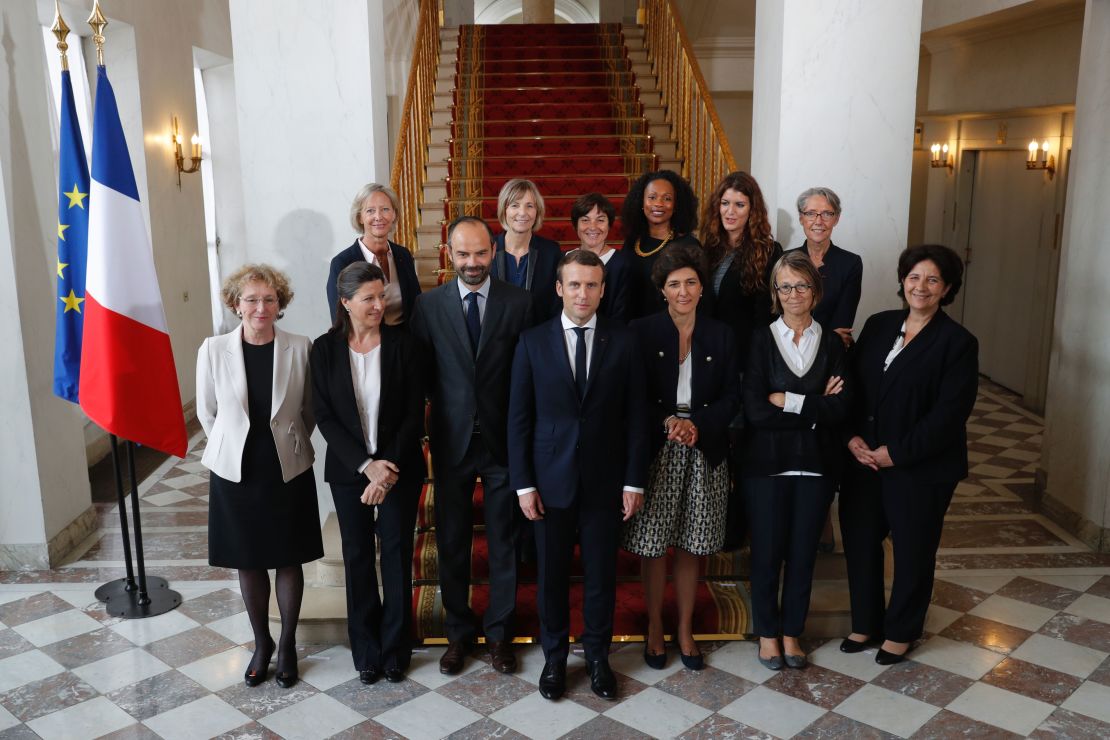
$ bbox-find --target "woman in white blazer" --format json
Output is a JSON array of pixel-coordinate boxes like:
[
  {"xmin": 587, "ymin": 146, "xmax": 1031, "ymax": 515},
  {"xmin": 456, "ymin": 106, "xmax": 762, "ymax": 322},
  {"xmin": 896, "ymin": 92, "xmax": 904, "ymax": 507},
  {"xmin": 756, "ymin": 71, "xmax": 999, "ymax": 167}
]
[{"xmin": 196, "ymin": 264, "xmax": 323, "ymax": 690}]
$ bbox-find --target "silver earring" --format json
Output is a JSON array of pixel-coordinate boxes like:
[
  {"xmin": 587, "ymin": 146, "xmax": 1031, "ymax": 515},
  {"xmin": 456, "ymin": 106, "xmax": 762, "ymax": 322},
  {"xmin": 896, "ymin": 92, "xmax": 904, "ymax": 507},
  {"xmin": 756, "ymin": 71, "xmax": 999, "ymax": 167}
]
[
  {"xmin": 345, "ymin": 307, "xmax": 351, "ymax": 314},
  {"xmin": 236, "ymin": 311, "xmax": 242, "ymax": 317}
]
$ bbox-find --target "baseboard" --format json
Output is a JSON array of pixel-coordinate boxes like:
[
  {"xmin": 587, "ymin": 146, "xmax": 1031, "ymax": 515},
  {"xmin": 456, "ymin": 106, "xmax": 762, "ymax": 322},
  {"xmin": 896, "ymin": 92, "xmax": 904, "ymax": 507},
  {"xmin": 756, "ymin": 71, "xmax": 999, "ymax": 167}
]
[
  {"xmin": 1035, "ymin": 467, "xmax": 1110, "ymax": 553},
  {"xmin": 0, "ymin": 504, "xmax": 98, "ymax": 570}
]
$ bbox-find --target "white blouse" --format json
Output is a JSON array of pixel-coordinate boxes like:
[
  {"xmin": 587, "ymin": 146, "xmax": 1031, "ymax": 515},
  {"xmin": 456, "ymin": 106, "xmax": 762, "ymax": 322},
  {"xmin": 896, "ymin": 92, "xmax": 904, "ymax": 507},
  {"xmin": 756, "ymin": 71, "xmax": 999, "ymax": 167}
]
[
  {"xmin": 676, "ymin": 352, "xmax": 693, "ymax": 413},
  {"xmin": 349, "ymin": 344, "xmax": 382, "ymax": 457},
  {"xmin": 883, "ymin": 321, "xmax": 908, "ymax": 371}
]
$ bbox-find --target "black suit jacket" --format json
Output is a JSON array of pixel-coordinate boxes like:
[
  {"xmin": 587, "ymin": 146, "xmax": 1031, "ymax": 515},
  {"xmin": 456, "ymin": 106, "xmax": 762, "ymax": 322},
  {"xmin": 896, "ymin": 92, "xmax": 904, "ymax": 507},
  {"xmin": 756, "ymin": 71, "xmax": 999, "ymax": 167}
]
[
  {"xmin": 310, "ymin": 325, "xmax": 424, "ymax": 486},
  {"xmin": 491, "ymin": 232, "xmax": 561, "ymax": 322},
  {"xmin": 786, "ymin": 243, "xmax": 862, "ymax": 332},
  {"xmin": 326, "ymin": 240, "xmax": 422, "ymax": 324},
  {"xmin": 706, "ymin": 241, "xmax": 783, "ymax": 368},
  {"xmin": 508, "ymin": 315, "xmax": 648, "ymax": 509},
  {"xmin": 409, "ymin": 277, "xmax": 534, "ymax": 467},
  {"xmin": 847, "ymin": 309, "xmax": 978, "ymax": 484},
  {"xmin": 630, "ymin": 311, "xmax": 738, "ymax": 467},
  {"xmin": 598, "ymin": 247, "xmax": 630, "ymax": 322}
]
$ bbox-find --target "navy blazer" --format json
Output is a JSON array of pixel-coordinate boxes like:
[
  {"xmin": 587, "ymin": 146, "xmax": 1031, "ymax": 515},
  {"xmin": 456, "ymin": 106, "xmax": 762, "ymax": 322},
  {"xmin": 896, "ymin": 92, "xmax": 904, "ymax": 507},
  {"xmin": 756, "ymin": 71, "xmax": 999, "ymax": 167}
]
[
  {"xmin": 847, "ymin": 309, "xmax": 978, "ymax": 484},
  {"xmin": 491, "ymin": 232, "xmax": 561, "ymax": 322},
  {"xmin": 326, "ymin": 240, "xmax": 422, "ymax": 324},
  {"xmin": 410, "ymin": 278, "xmax": 534, "ymax": 467},
  {"xmin": 630, "ymin": 311, "xmax": 738, "ymax": 467},
  {"xmin": 786, "ymin": 243, "xmax": 862, "ymax": 332},
  {"xmin": 309, "ymin": 325, "xmax": 424, "ymax": 486},
  {"xmin": 507, "ymin": 315, "xmax": 648, "ymax": 509}
]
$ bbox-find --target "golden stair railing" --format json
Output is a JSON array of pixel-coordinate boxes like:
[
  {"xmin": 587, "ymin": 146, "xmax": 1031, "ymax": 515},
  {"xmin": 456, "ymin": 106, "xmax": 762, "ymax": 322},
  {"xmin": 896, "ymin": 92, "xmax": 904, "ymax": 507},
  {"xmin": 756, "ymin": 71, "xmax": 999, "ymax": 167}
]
[
  {"xmin": 638, "ymin": 0, "xmax": 737, "ymax": 202},
  {"xmin": 389, "ymin": 0, "xmax": 442, "ymax": 254}
]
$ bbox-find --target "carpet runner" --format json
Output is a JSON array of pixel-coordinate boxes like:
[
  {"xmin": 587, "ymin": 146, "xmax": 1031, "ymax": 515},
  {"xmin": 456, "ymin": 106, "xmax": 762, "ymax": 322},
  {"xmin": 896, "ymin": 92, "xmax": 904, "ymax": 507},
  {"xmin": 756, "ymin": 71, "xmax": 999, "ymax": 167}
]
[{"xmin": 418, "ymin": 22, "xmax": 751, "ymax": 643}]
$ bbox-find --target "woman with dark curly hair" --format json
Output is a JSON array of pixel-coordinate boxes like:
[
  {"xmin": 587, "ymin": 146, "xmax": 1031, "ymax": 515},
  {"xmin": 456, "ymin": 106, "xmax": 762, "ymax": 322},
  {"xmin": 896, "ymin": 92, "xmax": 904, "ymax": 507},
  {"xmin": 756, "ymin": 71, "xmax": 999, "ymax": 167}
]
[
  {"xmin": 621, "ymin": 170, "xmax": 701, "ymax": 319},
  {"xmin": 839, "ymin": 244, "xmax": 978, "ymax": 666},
  {"xmin": 700, "ymin": 172, "xmax": 783, "ymax": 367}
]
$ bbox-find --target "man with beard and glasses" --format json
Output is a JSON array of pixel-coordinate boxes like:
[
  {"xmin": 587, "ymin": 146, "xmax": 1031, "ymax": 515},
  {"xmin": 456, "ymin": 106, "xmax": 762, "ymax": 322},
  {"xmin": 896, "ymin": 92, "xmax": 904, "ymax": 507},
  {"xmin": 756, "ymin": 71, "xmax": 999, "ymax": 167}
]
[{"xmin": 410, "ymin": 216, "xmax": 535, "ymax": 676}]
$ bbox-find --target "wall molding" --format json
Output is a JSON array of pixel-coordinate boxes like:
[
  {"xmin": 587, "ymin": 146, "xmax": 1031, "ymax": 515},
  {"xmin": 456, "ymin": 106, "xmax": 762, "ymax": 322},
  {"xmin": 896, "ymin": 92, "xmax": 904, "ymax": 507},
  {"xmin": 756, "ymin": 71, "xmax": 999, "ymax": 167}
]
[
  {"xmin": 693, "ymin": 36, "xmax": 754, "ymax": 60},
  {"xmin": 0, "ymin": 505, "xmax": 98, "ymax": 570}
]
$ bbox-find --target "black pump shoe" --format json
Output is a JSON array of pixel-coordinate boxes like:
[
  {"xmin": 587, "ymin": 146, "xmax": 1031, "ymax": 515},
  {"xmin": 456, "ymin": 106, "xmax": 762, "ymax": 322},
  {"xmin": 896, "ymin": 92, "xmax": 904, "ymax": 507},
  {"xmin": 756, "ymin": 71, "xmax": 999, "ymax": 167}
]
[
  {"xmin": 839, "ymin": 636, "xmax": 877, "ymax": 654},
  {"xmin": 244, "ymin": 638, "xmax": 275, "ymax": 687},
  {"xmin": 643, "ymin": 643, "xmax": 666, "ymax": 669},
  {"xmin": 875, "ymin": 644, "xmax": 911, "ymax": 665}
]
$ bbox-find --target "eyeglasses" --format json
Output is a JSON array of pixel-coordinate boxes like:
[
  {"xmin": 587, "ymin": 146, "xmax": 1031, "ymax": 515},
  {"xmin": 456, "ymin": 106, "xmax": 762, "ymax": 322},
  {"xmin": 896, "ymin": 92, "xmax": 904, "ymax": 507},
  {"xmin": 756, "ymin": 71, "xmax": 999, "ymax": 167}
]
[
  {"xmin": 801, "ymin": 210, "xmax": 837, "ymax": 221},
  {"xmin": 241, "ymin": 297, "xmax": 278, "ymax": 306},
  {"xmin": 774, "ymin": 283, "xmax": 813, "ymax": 296}
]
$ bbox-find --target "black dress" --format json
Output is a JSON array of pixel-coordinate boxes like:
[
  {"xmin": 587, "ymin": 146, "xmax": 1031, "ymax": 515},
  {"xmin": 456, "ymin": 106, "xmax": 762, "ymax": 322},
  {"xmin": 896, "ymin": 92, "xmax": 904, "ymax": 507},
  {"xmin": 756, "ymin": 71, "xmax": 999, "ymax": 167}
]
[
  {"xmin": 625, "ymin": 233, "xmax": 703, "ymax": 319},
  {"xmin": 208, "ymin": 340, "xmax": 324, "ymax": 569}
]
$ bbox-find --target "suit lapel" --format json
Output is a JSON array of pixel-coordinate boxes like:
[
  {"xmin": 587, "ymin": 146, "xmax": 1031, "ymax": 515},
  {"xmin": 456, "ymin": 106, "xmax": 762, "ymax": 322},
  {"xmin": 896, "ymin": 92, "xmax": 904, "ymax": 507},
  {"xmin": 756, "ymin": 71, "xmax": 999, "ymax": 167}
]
[
  {"xmin": 477, "ymin": 281, "xmax": 504, "ymax": 357},
  {"xmin": 223, "ymin": 329, "xmax": 249, "ymax": 416},
  {"xmin": 442, "ymin": 280, "xmax": 474, "ymax": 356},
  {"xmin": 271, "ymin": 328, "xmax": 291, "ymax": 419},
  {"xmin": 583, "ymin": 320, "xmax": 610, "ymax": 403},
  {"xmin": 549, "ymin": 317, "xmax": 578, "ymax": 396},
  {"xmin": 879, "ymin": 310, "xmax": 942, "ymax": 401}
]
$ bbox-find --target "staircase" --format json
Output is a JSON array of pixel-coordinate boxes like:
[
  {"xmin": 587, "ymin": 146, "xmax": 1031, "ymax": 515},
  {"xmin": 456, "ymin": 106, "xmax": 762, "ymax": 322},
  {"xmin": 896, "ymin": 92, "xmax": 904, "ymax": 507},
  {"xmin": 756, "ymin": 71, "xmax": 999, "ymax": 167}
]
[{"xmin": 287, "ymin": 20, "xmax": 854, "ymax": 645}]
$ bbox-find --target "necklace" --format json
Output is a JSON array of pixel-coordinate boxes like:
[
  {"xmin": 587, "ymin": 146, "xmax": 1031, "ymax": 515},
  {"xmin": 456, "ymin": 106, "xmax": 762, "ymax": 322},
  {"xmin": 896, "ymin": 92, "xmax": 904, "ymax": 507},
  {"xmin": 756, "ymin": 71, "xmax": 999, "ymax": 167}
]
[{"xmin": 634, "ymin": 230, "xmax": 674, "ymax": 257}]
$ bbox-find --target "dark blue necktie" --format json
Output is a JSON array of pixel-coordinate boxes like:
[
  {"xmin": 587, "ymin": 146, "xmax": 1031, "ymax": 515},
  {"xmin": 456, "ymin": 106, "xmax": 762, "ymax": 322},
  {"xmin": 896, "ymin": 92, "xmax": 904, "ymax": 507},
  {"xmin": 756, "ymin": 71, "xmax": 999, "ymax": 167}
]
[
  {"xmin": 573, "ymin": 326, "xmax": 588, "ymax": 400},
  {"xmin": 465, "ymin": 292, "xmax": 481, "ymax": 354}
]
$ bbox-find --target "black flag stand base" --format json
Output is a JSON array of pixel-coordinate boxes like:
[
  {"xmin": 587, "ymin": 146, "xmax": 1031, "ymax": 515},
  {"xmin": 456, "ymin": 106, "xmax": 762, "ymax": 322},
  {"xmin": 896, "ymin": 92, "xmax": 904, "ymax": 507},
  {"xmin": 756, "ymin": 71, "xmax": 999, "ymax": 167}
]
[{"xmin": 95, "ymin": 435, "xmax": 182, "ymax": 618}]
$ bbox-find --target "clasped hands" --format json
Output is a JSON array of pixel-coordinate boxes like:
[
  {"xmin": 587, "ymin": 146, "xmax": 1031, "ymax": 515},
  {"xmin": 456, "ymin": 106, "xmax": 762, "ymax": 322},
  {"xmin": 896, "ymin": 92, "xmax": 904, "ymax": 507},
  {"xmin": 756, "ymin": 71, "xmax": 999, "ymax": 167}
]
[
  {"xmin": 519, "ymin": 488, "xmax": 643, "ymax": 522},
  {"xmin": 848, "ymin": 436, "xmax": 893, "ymax": 471},
  {"xmin": 361, "ymin": 459, "xmax": 400, "ymax": 505},
  {"xmin": 768, "ymin": 375, "xmax": 844, "ymax": 408},
  {"xmin": 665, "ymin": 416, "xmax": 698, "ymax": 447}
]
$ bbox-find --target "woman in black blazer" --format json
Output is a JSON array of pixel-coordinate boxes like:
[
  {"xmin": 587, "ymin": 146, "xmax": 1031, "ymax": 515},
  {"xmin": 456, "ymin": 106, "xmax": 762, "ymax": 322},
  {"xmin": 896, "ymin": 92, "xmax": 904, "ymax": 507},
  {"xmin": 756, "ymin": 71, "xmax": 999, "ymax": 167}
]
[
  {"xmin": 623, "ymin": 244, "xmax": 738, "ymax": 671},
  {"xmin": 570, "ymin": 192, "xmax": 630, "ymax": 321},
  {"xmin": 839, "ymin": 244, "xmax": 978, "ymax": 665},
  {"xmin": 742, "ymin": 251, "xmax": 848, "ymax": 670},
  {"xmin": 312, "ymin": 262, "xmax": 425, "ymax": 684},
  {"xmin": 786, "ymin": 187, "xmax": 862, "ymax": 348},
  {"xmin": 326, "ymin": 183, "xmax": 422, "ymax": 324},
  {"xmin": 490, "ymin": 178, "xmax": 562, "ymax": 321}
]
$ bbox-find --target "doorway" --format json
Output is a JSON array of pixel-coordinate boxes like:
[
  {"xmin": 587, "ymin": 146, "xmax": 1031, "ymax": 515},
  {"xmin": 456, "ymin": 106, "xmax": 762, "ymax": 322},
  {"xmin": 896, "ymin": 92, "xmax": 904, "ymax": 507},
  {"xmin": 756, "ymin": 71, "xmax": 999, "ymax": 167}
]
[{"xmin": 958, "ymin": 149, "xmax": 1062, "ymax": 412}]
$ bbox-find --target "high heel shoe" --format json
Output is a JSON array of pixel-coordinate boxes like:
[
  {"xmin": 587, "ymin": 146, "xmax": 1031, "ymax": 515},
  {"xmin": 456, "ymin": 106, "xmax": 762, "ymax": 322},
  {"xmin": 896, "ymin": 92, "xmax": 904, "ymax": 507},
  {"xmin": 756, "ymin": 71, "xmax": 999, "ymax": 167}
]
[
  {"xmin": 274, "ymin": 648, "xmax": 299, "ymax": 688},
  {"xmin": 243, "ymin": 637, "xmax": 274, "ymax": 688}
]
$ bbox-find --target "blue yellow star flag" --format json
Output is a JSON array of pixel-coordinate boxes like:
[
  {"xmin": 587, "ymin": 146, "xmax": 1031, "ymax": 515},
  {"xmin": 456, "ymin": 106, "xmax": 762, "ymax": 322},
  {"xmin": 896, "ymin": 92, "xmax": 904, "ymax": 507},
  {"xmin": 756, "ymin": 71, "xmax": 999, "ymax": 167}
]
[{"xmin": 53, "ymin": 68, "xmax": 91, "ymax": 403}]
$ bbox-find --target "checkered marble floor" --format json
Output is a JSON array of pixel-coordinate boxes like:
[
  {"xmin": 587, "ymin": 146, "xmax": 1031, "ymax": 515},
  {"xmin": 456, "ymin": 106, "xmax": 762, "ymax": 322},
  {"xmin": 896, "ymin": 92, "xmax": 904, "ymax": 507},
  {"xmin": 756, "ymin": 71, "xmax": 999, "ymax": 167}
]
[{"xmin": 2, "ymin": 382, "xmax": 1110, "ymax": 739}]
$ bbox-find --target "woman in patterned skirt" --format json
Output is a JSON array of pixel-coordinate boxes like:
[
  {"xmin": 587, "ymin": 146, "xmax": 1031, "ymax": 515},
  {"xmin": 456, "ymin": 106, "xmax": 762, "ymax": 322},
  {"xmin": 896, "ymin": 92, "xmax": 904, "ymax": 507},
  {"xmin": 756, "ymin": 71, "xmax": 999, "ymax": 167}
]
[{"xmin": 624, "ymin": 243, "xmax": 739, "ymax": 670}]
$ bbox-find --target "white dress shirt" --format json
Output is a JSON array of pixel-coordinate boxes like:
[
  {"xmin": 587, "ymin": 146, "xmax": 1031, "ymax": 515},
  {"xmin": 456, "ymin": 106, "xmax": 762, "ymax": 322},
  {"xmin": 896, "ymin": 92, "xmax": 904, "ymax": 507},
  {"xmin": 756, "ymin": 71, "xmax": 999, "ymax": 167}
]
[
  {"xmin": 770, "ymin": 317, "xmax": 822, "ymax": 477},
  {"xmin": 358, "ymin": 239, "xmax": 403, "ymax": 326},
  {"xmin": 349, "ymin": 344, "xmax": 382, "ymax": 473},
  {"xmin": 456, "ymin": 275, "xmax": 490, "ymax": 323}
]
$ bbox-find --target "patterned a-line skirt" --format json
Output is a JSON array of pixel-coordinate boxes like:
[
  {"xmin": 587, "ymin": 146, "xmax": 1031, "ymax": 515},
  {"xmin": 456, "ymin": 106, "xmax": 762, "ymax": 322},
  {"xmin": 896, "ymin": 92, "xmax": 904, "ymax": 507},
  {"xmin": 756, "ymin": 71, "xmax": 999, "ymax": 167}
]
[{"xmin": 621, "ymin": 439, "xmax": 730, "ymax": 558}]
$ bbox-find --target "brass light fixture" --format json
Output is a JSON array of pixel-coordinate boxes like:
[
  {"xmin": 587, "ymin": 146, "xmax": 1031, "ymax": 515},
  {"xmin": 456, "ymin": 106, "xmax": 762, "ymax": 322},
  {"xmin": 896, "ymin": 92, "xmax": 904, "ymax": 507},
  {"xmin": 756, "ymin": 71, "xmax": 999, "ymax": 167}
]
[
  {"xmin": 1027, "ymin": 140, "xmax": 1055, "ymax": 178},
  {"xmin": 171, "ymin": 115, "xmax": 201, "ymax": 188},
  {"xmin": 929, "ymin": 142, "xmax": 953, "ymax": 170}
]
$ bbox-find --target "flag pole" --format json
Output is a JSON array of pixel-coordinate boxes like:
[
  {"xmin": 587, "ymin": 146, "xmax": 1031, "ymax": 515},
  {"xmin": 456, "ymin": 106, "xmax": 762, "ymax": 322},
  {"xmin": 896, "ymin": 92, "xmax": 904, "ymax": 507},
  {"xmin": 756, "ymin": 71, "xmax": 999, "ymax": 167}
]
[{"xmin": 83, "ymin": 0, "xmax": 180, "ymax": 618}]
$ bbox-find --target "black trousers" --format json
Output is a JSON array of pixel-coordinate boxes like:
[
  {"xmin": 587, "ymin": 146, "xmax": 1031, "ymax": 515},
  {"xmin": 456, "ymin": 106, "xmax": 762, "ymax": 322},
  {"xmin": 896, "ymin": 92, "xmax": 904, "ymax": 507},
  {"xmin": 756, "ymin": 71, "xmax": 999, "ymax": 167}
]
[
  {"xmin": 330, "ymin": 473, "xmax": 419, "ymax": 671},
  {"xmin": 743, "ymin": 476, "xmax": 834, "ymax": 638},
  {"xmin": 839, "ymin": 468, "xmax": 955, "ymax": 643},
  {"xmin": 434, "ymin": 434, "xmax": 517, "ymax": 643},
  {"xmin": 534, "ymin": 495, "xmax": 620, "ymax": 663}
]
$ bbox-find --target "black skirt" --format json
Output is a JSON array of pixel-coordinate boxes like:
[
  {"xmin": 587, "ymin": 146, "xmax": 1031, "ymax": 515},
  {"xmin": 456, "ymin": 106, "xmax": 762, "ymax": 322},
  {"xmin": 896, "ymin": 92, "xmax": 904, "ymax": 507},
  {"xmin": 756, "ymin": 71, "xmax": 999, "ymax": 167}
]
[{"xmin": 207, "ymin": 339, "xmax": 324, "ymax": 569}]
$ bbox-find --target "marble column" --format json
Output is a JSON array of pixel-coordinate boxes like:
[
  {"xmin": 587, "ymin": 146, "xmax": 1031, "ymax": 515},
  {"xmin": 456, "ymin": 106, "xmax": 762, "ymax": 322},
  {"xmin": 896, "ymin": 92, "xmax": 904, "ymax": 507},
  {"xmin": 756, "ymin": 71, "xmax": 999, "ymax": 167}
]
[
  {"xmin": 0, "ymin": 0, "xmax": 95, "ymax": 568},
  {"xmin": 1040, "ymin": 0, "xmax": 1110, "ymax": 551},
  {"xmin": 522, "ymin": 0, "xmax": 555, "ymax": 24},
  {"xmin": 751, "ymin": 0, "xmax": 923, "ymax": 327},
  {"xmin": 228, "ymin": 0, "xmax": 390, "ymax": 340}
]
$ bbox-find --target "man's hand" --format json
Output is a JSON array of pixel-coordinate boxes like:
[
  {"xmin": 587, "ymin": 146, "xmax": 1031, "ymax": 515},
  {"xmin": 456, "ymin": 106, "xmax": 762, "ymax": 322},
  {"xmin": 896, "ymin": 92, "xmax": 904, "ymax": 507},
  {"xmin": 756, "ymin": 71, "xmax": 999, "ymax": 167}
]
[
  {"xmin": 364, "ymin": 459, "xmax": 399, "ymax": 488},
  {"xmin": 622, "ymin": 489, "xmax": 643, "ymax": 521},
  {"xmin": 519, "ymin": 491, "xmax": 545, "ymax": 521}
]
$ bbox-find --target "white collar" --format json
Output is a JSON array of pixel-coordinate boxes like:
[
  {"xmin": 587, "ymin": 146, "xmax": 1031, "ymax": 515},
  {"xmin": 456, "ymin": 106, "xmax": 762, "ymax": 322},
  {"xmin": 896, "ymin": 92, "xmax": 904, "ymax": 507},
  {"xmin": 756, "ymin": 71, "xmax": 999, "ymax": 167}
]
[
  {"xmin": 774, "ymin": 316, "xmax": 819, "ymax": 339},
  {"xmin": 561, "ymin": 312, "xmax": 598, "ymax": 332},
  {"xmin": 457, "ymin": 276, "xmax": 491, "ymax": 302}
]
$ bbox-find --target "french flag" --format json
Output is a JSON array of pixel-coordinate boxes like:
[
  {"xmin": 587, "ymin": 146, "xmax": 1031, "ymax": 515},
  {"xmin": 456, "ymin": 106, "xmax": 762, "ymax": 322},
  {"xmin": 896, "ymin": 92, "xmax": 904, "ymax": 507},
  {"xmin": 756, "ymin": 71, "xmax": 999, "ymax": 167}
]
[{"xmin": 79, "ymin": 65, "xmax": 187, "ymax": 458}]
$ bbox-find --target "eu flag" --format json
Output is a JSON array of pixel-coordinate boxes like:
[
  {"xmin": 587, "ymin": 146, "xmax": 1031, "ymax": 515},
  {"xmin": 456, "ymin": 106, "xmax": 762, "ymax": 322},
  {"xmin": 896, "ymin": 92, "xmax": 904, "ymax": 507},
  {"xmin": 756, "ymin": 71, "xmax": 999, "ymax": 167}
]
[{"xmin": 53, "ymin": 68, "xmax": 90, "ymax": 403}]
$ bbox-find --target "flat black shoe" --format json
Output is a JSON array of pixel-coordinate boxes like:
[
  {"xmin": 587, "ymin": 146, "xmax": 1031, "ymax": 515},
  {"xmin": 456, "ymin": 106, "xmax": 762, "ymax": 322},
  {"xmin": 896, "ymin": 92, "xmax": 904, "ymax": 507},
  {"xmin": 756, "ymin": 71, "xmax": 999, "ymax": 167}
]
[
  {"xmin": 588, "ymin": 659, "xmax": 617, "ymax": 699},
  {"xmin": 384, "ymin": 667, "xmax": 405, "ymax": 683},
  {"xmin": 839, "ymin": 637, "xmax": 875, "ymax": 654},
  {"xmin": 875, "ymin": 645, "xmax": 910, "ymax": 665},
  {"xmin": 643, "ymin": 643, "xmax": 666, "ymax": 670},
  {"xmin": 758, "ymin": 653, "xmax": 784, "ymax": 671},
  {"xmin": 359, "ymin": 667, "xmax": 381, "ymax": 685},
  {"xmin": 784, "ymin": 653, "xmax": 807, "ymax": 669},
  {"xmin": 538, "ymin": 659, "xmax": 566, "ymax": 701},
  {"xmin": 244, "ymin": 637, "xmax": 274, "ymax": 687},
  {"xmin": 675, "ymin": 637, "xmax": 704, "ymax": 671}
]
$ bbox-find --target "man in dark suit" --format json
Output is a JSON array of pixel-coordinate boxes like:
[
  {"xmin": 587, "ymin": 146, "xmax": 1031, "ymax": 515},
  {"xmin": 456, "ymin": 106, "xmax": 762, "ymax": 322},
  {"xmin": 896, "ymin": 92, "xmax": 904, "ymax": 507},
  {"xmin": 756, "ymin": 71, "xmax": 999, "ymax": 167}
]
[
  {"xmin": 409, "ymin": 216, "xmax": 534, "ymax": 676},
  {"xmin": 508, "ymin": 249, "xmax": 648, "ymax": 701}
]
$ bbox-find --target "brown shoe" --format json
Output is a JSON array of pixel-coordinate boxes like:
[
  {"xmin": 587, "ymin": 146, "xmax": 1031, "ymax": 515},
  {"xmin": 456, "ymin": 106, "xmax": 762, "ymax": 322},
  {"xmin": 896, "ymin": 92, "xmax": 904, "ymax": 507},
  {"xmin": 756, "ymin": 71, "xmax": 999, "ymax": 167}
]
[
  {"xmin": 439, "ymin": 640, "xmax": 471, "ymax": 675},
  {"xmin": 488, "ymin": 640, "xmax": 517, "ymax": 674}
]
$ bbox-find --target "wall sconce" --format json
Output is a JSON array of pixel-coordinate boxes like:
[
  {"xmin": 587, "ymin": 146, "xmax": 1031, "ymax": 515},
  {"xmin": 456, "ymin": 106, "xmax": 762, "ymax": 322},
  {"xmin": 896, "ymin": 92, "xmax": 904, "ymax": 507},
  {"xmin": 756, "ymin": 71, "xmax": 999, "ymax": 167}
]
[
  {"xmin": 1027, "ymin": 140, "xmax": 1055, "ymax": 178},
  {"xmin": 172, "ymin": 115, "xmax": 201, "ymax": 188},
  {"xmin": 929, "ymin": 142, "xmax": 953, "ymax": 170}
]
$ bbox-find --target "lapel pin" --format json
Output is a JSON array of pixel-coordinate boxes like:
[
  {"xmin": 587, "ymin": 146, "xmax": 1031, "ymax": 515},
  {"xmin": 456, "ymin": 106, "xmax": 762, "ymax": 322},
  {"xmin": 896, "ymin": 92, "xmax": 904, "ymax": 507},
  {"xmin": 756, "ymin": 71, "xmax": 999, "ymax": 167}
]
[
  {"xmin": 706, "ymin": 356, "xmax": 713, "ymax": 361},
  {"xmin": 658, "ymin": 351, "xmax": 664, "ymax": 357}
]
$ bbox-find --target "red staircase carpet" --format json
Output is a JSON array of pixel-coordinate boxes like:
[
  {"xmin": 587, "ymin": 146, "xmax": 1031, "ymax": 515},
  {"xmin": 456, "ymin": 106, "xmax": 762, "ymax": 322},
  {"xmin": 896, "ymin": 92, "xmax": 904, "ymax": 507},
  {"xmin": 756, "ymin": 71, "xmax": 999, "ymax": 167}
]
[{"xmin": 418, "ymin": 23, "xmax": 751, "ymax": 643}]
